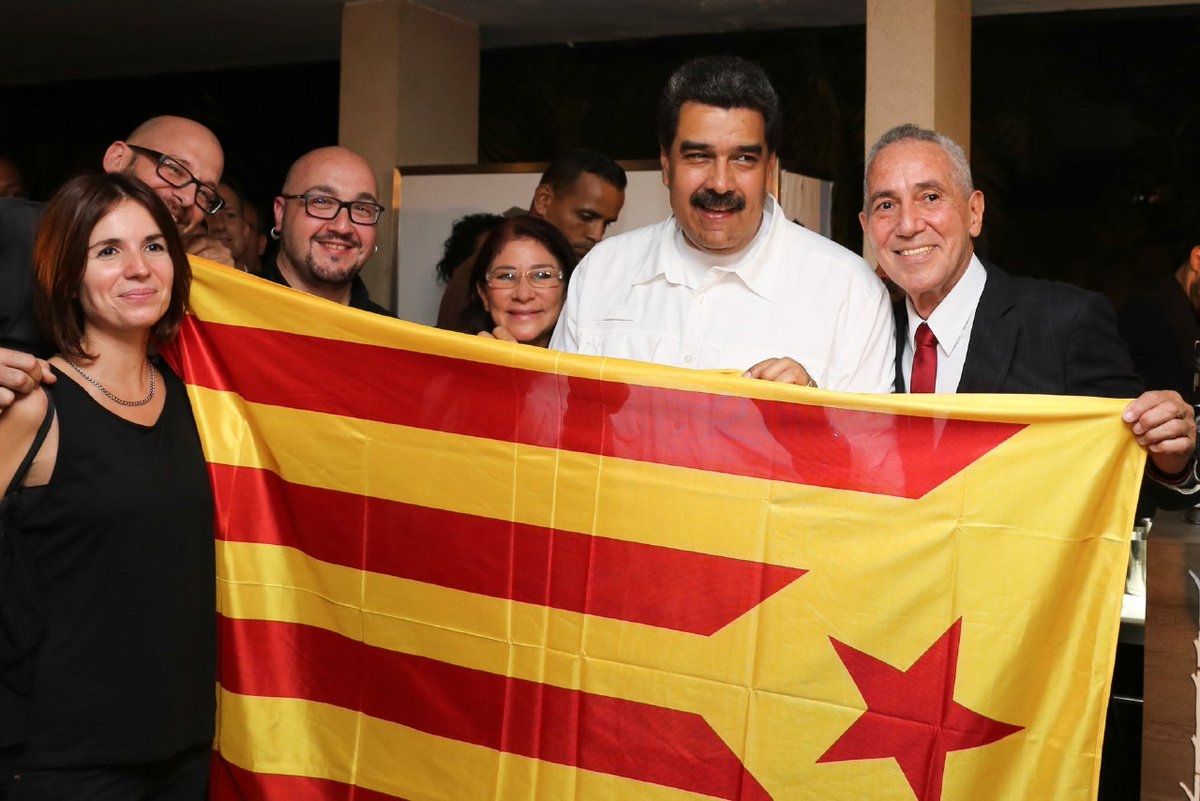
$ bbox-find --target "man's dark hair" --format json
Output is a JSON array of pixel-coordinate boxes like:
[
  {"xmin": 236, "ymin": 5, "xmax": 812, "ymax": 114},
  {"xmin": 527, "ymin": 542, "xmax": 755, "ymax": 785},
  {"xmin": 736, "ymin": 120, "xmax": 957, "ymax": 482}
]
[
  {"xmin": 435, "ymin": 212, "xmax": 504, "ymax": 283},
  {"xmin": 538, "ymin": 149, "xmax": 627, "ymax": 194},
  {"xmin": 217, "ymin": 174, "xmax": 249, "ymax": 212},
  {"xmin": 657, "ymin": 55, "xmax": 781, "ymax": 153}
]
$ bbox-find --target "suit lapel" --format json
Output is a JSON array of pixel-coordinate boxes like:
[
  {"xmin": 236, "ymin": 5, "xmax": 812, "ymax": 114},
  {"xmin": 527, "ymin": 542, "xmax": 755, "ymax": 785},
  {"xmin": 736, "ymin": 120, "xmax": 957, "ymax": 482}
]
[
  {"xmin": 891, "ymin": 300, "xmax": 907, "ymax": 392},
  {"xmin": 958, "ymin": 261, "xmax": 1018, "ymax": 393}
]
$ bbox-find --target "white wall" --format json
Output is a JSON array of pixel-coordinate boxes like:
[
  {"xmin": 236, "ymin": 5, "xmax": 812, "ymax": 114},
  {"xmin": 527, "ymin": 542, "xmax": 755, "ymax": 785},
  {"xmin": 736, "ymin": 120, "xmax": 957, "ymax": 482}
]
[{"xmin": 394, "ymin": 163, "xmax": 670, "ymax": 325}]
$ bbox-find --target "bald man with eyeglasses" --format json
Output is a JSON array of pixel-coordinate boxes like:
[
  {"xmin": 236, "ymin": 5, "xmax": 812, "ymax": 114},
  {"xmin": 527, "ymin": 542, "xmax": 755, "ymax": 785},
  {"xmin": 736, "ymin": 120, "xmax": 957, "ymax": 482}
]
[
  {"xmin": 0, "ymin": 116, "xmax": 232, "ymax": 407},
  {"xmin": 259, "ymin": 146, "xmax": 392, "ymax": 315},
  {"xmin": 100, "ymin": 116, "xmax": 232, "ymax": 267}
]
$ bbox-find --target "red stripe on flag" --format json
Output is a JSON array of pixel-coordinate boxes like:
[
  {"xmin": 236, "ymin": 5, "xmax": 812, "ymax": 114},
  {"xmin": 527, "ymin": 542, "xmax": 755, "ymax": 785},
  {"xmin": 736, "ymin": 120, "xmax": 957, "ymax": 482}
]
[
  {"xmin": 170, "ymin": 320, "xmax": 1023, "ymax": 499},
  {"xmin": 211, "ymin": 464, "xmax": 804, "ymax": 636},
  {"xmin": 211, "ymin": 753, "xmax": 407, "ymax": 801},
  {"xmin": 219, "ymin": 617, "xmax": 775, "ymax": 801}
]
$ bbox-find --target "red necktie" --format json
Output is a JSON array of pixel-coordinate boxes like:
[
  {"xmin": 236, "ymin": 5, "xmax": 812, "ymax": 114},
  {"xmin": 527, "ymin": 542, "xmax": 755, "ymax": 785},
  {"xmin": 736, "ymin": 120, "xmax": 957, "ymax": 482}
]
[{"xmin": 910, "ymin": 322, "xmax": 938, "ymax": 393}]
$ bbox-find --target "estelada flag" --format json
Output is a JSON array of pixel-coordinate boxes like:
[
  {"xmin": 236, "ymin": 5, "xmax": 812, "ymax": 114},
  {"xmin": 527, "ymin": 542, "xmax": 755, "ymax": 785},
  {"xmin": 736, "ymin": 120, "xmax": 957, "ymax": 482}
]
[{"xmin": 166, "ymin": 259, "xmax": 1144, "ymax": 801}]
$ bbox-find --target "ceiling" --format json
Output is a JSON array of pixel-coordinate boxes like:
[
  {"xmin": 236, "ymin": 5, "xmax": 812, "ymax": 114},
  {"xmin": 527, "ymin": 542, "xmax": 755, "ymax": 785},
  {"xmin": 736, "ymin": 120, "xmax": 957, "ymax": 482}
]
[{"xmin": 3, "ymin": 0, "xmax": 1195, "ymax": 86}]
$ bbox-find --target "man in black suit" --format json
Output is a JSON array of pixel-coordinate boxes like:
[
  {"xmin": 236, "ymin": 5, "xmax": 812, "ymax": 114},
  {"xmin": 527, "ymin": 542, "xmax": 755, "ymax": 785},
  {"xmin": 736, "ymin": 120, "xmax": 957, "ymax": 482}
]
[{"xmin": 861, "ymin": 123, "xmax": 1197, "ymax": 486}]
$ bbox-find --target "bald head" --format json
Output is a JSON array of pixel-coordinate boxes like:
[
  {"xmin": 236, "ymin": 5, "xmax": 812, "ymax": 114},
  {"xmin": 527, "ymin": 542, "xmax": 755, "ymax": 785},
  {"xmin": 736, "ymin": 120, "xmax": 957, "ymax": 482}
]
[
  {"xmin": 102, "ymin": 115, "xmax": 225, "ymax": 234},
  {"xmin": 272, "ymin": 146, "xmax": 382, "ymax": 304},
  {"xmin": 119, "ymin": 116, "xmax": 224, "ymax": 187},
  {"xmin": 281, "ymin": 146, "xmax": 377, "ymax": 197}
]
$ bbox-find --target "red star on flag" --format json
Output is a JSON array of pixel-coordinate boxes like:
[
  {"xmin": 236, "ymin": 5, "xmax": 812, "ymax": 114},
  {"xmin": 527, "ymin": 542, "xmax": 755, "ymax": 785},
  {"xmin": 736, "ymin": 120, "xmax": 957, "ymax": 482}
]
[{"xmin": 818, "ymin": 619, "xmax": 1023, "ymax": 801}]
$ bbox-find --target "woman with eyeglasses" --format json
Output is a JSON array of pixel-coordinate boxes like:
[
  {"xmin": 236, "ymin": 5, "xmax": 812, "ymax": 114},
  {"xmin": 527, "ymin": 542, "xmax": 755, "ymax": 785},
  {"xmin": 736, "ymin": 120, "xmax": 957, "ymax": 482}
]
[
  {"xmin": 459, "ymin": 215, "xmax": 579, "ymax": 348},
  {"xmin": 0, "ymin": 173, "xmax": 214, "ymax": 799}
]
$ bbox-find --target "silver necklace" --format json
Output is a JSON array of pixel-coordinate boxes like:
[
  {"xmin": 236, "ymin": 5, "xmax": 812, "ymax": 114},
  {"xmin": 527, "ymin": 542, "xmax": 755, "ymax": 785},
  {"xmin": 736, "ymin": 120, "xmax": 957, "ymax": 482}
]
[{"xmin": 64, "ymin": 357, "xmax": 156, "ymax": 407}]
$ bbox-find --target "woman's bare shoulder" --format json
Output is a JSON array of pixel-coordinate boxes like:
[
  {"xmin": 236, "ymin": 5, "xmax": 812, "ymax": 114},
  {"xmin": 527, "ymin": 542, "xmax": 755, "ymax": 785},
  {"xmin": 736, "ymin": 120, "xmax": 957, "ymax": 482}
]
[{"xmin": 0, "ymin": 386, "xmax": 51, "ymax": 491}]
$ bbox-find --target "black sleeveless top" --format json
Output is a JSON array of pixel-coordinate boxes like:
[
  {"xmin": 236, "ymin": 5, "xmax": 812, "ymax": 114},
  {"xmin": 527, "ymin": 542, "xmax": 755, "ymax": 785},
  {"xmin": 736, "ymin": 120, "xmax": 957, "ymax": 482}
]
[{"xmin": 10, "ymin": 360, "xmax": 215, "ymax": 766}]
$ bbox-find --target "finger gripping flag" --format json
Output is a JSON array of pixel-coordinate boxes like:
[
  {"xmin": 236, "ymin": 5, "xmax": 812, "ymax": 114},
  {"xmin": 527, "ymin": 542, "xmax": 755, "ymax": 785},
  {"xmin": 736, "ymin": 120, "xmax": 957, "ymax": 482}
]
[{"xmin": 171, "ymin": 260, "xmax": 1144, "ymax": 801}]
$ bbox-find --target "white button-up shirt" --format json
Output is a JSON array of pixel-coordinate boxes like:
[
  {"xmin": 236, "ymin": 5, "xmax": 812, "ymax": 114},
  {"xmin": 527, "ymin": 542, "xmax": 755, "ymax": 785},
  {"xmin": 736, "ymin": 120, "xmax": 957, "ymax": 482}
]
[{"xmin": 551, "ymin": 196, "xmax": 896, "ymax": 393}]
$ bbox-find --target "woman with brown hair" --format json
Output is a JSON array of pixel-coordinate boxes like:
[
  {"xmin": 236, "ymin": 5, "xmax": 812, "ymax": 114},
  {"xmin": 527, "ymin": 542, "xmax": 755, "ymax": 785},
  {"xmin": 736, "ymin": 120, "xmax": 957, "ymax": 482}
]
[
  {"xmin": 459, "ymin": 215, "xmax": 579, "ymax": 347},
  {"xmin": 0, "ymin": 172, "xmax": 214, "ymax": 800}
]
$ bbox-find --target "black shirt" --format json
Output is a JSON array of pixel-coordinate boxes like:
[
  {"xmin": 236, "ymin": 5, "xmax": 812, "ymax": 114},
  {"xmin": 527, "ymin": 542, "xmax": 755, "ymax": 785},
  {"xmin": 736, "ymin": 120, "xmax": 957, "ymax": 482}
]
[
  {"xmin": 0, "ymin": 198, "xmax": 52, "ymax": 357},
  {"xmin": 259, "ymin": 256, "xmax": 393, "ymax": 317},
  {"xmin": 11, "ymin": 362, "xmax": 216, "ymax": 766}
]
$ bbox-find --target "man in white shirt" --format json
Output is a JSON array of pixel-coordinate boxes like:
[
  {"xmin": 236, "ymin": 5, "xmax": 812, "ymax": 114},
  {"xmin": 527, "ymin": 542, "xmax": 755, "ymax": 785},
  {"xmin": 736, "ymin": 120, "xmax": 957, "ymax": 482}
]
[
  {"xmin": 550, "ymin": 56, "xmax": 895, "ymax": 394},
  {"xmin": 862, "ymin": 122, "xmax": 1197, "ymax": 487}
]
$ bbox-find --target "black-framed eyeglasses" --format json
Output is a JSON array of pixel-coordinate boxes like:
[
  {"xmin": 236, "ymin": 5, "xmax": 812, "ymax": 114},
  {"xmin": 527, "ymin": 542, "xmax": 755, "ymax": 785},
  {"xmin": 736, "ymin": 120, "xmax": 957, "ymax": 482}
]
[
  {"xmin": 127, "ymin": 145, "xmax": 224, "ymax": 214},
  {"xmin": 485, "ymin": 267, "xmax": 564, "ymax": 290},
  {"xmin": 280, "ymin": 194, "xmax": 385, "ymax": 226}
]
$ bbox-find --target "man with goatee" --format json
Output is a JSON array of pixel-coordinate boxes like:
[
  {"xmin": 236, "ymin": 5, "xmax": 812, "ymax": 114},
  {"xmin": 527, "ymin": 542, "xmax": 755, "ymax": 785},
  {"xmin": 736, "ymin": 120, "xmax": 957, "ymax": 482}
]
[{"xmin": 261, "ymin": 146, "xmax": 391, "ymax": 315}]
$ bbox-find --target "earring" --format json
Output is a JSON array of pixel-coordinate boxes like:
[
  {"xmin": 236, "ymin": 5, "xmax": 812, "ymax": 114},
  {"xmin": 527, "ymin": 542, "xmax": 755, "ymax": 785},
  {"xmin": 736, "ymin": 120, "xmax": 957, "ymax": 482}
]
[
  {"xmin": 373, "ymin": 245, "xmax": 379, "ymax": 255},
  {"xmin": 269, "ymin": 227, "xmax": 281, "ymax": 240}
]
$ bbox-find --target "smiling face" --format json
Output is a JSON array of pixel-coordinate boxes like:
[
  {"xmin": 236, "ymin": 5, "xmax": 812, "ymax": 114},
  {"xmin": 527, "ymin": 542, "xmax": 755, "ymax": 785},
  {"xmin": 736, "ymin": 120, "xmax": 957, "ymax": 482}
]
[
  {"xmin": 103, "ymin": 116, "xmax": 225, "ymax": 235},
  {"xmin": 79, "ymin": 199, "xmax": 174, "ymax": 339},
  {"xmin": 477, "ymin": 237, "xmax": 566, "ymax": 348},
  {"xmin": 273, "ymin": 147, "xmax": 379, "ymax": 298},
  {"xmin": 661, "ymin": 101, "xmax": 775, "ymax": 256},
  {"xmin": 860, "ymin": 139, "xmax": 984, "ymax": 318}
]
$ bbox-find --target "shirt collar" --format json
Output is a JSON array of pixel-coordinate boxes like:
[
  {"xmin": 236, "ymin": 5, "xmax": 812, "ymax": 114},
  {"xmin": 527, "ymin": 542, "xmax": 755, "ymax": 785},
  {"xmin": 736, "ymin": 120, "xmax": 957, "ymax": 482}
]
[
  {"xmin": 904, "ymin": 253, "xmax": 986, "ymax": 358},
  {"xmin": 659, "ymin": 195, "xmax": 778, "ymax": 298}
]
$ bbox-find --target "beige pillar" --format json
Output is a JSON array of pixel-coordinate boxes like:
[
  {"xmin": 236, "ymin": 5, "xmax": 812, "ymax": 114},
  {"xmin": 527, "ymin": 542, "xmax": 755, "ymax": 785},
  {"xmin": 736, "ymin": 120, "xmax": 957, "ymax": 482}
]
[
  {"xmin": 863, "ymin": 0, "xmax": 971, "ymax": 255},
  {"xmin": 340, "ymin": 0, "xmax": 479, "ymax": 313}
]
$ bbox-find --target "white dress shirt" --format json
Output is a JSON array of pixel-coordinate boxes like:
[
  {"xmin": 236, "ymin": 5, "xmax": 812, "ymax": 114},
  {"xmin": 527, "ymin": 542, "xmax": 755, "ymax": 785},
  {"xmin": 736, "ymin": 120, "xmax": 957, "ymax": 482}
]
[
  {"xmin": 901, "ymin": 255, "xmax": 987, "ymax": 393},
  {"xmin": 550, "ymin": 196, "xmax": 896, "ymax": 393}
]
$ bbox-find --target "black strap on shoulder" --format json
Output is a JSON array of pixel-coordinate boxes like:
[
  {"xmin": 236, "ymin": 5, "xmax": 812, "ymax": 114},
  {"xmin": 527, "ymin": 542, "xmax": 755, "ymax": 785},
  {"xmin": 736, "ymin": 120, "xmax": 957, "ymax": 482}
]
[{"xmin": 3, "ymin": 387, "xmax": 55, "ymax": 498}]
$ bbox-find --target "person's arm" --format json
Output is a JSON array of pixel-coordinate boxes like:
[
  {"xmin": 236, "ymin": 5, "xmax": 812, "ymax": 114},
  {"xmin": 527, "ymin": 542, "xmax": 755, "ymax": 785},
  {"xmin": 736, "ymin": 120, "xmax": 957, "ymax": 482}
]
[
  {"xmin": 0, "ymin": 347, "xmax": 54, "ymax": 413},
  {"xmin": 184, "ymin": 233, "xmax": 235, "ymax": 267},
  {"xmin": 1123, "ymin": 389, "xmax": 1198, "ymax": 485},
  {"xmin": 548, "ymin": 262, "xmax": 585, "ymax": 353},
  {"xmin": 827, "ymin": 264, "xmax": 897, "ymax": 393},
  {"xmin": 1063, "ymin": 291, "xmax": 1146, "ymax": 397},
  {"xmin": 1059, "ymin": 291, "xmax": 1199, "ymax": 489},
  {"xmin": 0, "ymin": 380, "xmax": 50, "ymax": 491}
]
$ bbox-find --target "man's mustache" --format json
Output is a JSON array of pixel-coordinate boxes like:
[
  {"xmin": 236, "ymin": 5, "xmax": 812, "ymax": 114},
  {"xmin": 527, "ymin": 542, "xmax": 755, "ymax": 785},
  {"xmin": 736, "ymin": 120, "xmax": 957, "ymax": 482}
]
[
  {"xmin": 691, "ymin": 189, "xmax": 745, "ymax": 212},
  {"xmin": 316, "ymin": 232, "xmax": 360, "ymax": 247}
]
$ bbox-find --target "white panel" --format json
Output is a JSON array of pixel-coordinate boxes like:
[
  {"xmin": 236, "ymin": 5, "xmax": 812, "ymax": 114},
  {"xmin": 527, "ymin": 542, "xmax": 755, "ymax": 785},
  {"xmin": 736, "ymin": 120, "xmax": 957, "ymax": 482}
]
[{"xmin": 394, "ymin": 164, "xmax": 670, "ymax": 325}]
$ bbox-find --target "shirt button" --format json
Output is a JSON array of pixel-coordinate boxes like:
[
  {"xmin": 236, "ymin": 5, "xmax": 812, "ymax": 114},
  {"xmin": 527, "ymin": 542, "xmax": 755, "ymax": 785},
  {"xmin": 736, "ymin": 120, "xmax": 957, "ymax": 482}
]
[{"xmin": 684, "ymin": 355, "xmax": 693, "ymax": 364}]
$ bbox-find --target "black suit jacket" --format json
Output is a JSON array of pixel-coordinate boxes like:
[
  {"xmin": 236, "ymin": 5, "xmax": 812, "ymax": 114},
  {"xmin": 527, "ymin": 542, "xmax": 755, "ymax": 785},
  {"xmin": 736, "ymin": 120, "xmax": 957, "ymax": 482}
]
[
  {"xmin": 893, "ymin": 260, "xmax": 1142, "ymax": 398},
  {"xmin": 1119, "ymin": 272, "xmax": 1200, "ymax": 402},
  {"xmin": 0, "ymin": 198, "xmax": 51, "ymax": 357},
  {"xmin": 893, "ymin": 259, "xmax": 1190, "ymax": 513}
]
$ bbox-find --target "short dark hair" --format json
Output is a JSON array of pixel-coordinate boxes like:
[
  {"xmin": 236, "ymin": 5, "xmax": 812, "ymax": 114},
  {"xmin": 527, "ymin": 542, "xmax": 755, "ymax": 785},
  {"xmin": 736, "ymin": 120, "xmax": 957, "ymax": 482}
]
[
  {"xmin": 34, "ymin": 172, "xmax": 191, "ymax": 360},
  {"xmin": 436, "ymin": 212, "xmax": 504, "ymax": 284},
  {"xmin": 657, "ymin": 55, "xmax": 781, "ymax": 153},
  {"xmin": 459, "ymin": 215, "xmax": 579, "ymax": 335},
  {"xmin": 217, "ymin": 174, "xmax": 248, "ymax": 214},
  {"xmin": 538, "ymin": 148, "xmax": 627, "ymax": 194}
]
